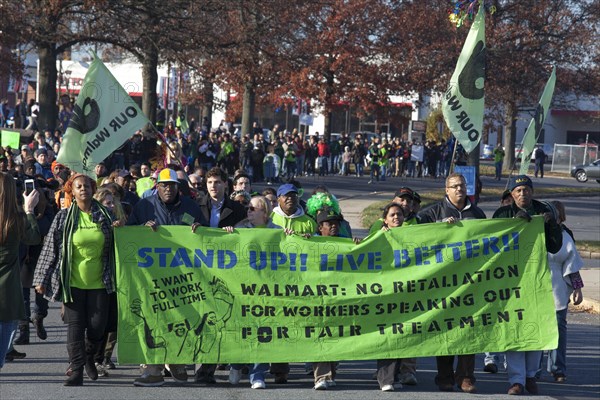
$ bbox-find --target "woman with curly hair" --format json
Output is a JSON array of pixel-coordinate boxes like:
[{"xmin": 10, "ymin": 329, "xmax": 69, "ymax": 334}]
[{"xmin": 34, "ymin": 174, "xmax": 116, "ymax": 386}]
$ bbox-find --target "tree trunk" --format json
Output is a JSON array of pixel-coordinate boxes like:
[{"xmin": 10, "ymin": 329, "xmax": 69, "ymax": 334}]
[
  {"xmin": 503, "ymin": 100, "xmax": 517, "ymax": 171},
  {"xmin": 466, "ymin": 141, "xmax": 480, "ymax": 175},
  {"xmin": 141, "ymin": 47, "xmax": 158, "ymax": 124},
  {"xmin": 324, "ymin": 110, "xmax": 332, "ymax": 141},
  {"xmin": 37, "ymin": 44, "xmax": 58, "ymax": 132},
  {"xmin": 201, "ymin": 77, "xmax": 213, "ymax": 130},
  {"xmin": 241, "ymin": 80, "xmax": 255, "ymax": 136}
]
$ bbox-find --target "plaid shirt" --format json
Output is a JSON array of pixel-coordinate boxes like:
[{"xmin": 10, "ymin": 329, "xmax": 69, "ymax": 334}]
[{"xmin": 34, "ymin": 202, "xmax": 115, "ymax": 302}]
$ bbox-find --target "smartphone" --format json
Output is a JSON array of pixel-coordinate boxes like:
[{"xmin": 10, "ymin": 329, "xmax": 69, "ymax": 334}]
[{"xmin": 24, "ymin": 179, "xmax": 35, "ymax": 195}]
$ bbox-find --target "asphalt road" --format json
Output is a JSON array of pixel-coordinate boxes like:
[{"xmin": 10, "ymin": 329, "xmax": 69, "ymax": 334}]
[{"xmin": 1, "ymin": 302, "xmax": 598, "ymax": 399}]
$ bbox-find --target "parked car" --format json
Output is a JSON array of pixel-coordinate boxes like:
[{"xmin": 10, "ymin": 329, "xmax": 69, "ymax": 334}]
[
  {"xmin": 349, "ymin": 131, "xmax": 380, "ymax": 143},
  {"xmin": 570, "ymin": 159, "xmax": 600, "ymax": 183},
  {"xmin": 480, "ymin": 144, "xmax": 494, "ymax": 160}
]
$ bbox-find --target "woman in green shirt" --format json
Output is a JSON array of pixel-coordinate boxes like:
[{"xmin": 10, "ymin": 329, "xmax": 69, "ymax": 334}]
[{"xmin": 35, "ymin": 174, "xmax": 115, "ymax": 386}]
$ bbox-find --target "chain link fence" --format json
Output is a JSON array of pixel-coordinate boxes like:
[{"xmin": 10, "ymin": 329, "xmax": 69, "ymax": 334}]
[{"xmin": 551, "ymin": 144, "xmax": 598, "ymax": 172}]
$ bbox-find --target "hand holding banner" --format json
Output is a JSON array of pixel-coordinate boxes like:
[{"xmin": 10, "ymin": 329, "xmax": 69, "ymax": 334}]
[{"xmin": 116, "ymin": 218, "xmax": 557, "ymax": 364}]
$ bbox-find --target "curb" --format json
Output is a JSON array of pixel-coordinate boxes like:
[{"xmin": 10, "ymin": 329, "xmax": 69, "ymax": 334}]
[
  {"xmin": 572, "ymin": 299, "xmax": 600, "ymax": 314},
  {"xmin": 577, "ymin": 251, "xmax": 600, "ymax": 260}
]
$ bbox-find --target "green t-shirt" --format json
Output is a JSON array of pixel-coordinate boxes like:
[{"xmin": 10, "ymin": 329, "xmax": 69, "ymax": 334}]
[
  {"xmin": 494, "ymin": 148, "xmax": 505, "ymax": 163},
  {"xmin": 70, "ymin": 211, "xmax": 105, "ymax": 289},
  {"xmin": 270, "ymin": 212, "xmax": 317, "ymax": 234}
]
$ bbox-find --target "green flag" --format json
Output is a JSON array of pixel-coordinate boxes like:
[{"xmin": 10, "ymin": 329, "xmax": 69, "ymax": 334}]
[
  {"xmin": 519, "ymin": 66, "xmax": 556, "ymax": 175},
  {"xmin": 442, "ymin": 4, "xmax": 485, "ymax": 154},
  {"xmin": 57, "ymin": 56, "xmax": 151, "ymax": 178},
  {"xmin": 115, "ymin": 218, "xmax": 557, "ymax": 364}
]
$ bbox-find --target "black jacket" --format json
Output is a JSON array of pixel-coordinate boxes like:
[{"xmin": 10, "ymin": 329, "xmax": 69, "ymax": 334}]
[
  {"xmin": 418, "ymin": 196, "xmax": 486, "ymax": 223},
  {"xmin": 127, "ymin": 194, "xmax": 206, "ymax": 227},
  {"xmin": 196, "ymin": 194, "xmax": 247, "ymax": 228},
  {"xmin": 492, "ymin": 199, "xmax": 562, "ymax": 254}
]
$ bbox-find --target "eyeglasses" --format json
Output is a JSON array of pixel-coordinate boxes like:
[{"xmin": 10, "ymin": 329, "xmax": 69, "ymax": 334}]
[
  {"xmin": 447, "ymin": 184, "xmax": 466, "ymax": 190},
  {"xmin": 158, "ymin": 182, "xmax": 177, "ymax": 189},
  {"xmin": 247, "ymin": 206, "xmax": 265, "ymax": 212}
]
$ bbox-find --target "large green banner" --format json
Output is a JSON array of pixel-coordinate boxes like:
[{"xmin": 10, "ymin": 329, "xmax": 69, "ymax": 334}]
[{"xmin": 115, "ymin": 217, "xmax": 557, "ymax": 364}]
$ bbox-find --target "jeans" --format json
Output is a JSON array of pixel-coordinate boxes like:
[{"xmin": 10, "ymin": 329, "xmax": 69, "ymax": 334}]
[
  {"xmin": 285, "ymin": 161, "xmax": 296, "ymax": 179},
  {"xmin": 505, "ymin": 350, "xmax": 542, "ymax": 385},
  {"xmin": 407, "ymin": 161, "xmax": 415, "ymax": 177},
  {"xmin": 0, "ymin": 320, "xmax": 17, "ymax": 369},
  {"xmin": 231, "ymin": 363, "xmax": 269, "ymax": 383},
  {"xmin": 330, "ymin": 155, "xmax": 340, "ymax": 173},
  {"xmin": 318, "ymin": 156, "xmax": 329, "ymax": 176},
  {"xmin": 354, "ymin": 162, "xmax": 363, "ymax": 176},
  {"xmin": 495, "ymin": 161, "xmax": 503, "ymax": 179},
  {"xmin": 548, "ymin": 308, "xmax": 568, "ymax": 375},
  {"xmin": 22, "ymin": 288, "xmax": 49, "ymax": 321},
  {"xmin": 370, "ymin": 164, "xmax": 380, "ymax": 182},
  {"xmin": 296, "ymin": 155, "xmax": 305, "ymax": 176},
  {"xmin": 380, "ymin": 163, "xmax": 387, "ymax": 180},
  {"xmin": 534, "ymin": 161, "xmax": 544, "ymax": 178}
]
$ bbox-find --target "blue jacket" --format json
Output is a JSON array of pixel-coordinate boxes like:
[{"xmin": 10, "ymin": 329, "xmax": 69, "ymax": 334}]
[{"xmin": 127, "ymin": 194, "xmax": 206, "ymax": 227}]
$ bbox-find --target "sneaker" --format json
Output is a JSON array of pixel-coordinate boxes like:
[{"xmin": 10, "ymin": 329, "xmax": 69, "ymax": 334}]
[
  {"xmin": 525, "ymin": 377, "xmax": 539, "ymax": 394},
  {"xmin": 368, "ymin": 180, "xmax": 373, "ymax": 184},
  {"xmin": 103, "ymin": 357, "xmax": 116, "ymax": 370},
  {"xmin": 95, "ymin": 362, "xmax": 109, "ymax": 377},
  {"xmin": 229, "ymin": 368, "xmax": 242, "ymax": 385},
  {"xmin": 168, "ymin": 365, "xmax": 188, "ymax": 383},
  {"xmin": 460, "ymin": 378, "xmax": 477, "ymax": 393},
  {"xmin": 381, "ymin": 384, "xmax": 395, "ymax": 392},
  {"xmin": 554, "ymin": 373, "xmax": 566, "ymax": 383},
  {"xmin": 399, "ymin": 372, "xmax": 418, "ymax": 385},
  {"xmin": 194, "ymin": 371, "xmax": 217, "ymax": 384},
  {"xmin": 251, "ymin": 380, "xmax": 266, "ymax": 389},
  {"xmin": 134, "ymin": 373, "xmax": 165, "ymax": 387},
  {"xmin": 483, "ymin": 363, "xmax": 498, "ymax": 373},
  {"xmin": 507, "ymin": 383, "xmax": 524, "ymax": 395},
  {"xmin": 314, "ymin": 380, "xmax": 328, "ymax": 390},
  {"xmin": 326, "ymin": 379, "xmax": 336, "ymax": 387}
]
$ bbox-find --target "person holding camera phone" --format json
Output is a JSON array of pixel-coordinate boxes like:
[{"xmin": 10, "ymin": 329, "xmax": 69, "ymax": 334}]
[{"xmin": 0, "ymin": 172, "xmax": 40, "ymax": 371}]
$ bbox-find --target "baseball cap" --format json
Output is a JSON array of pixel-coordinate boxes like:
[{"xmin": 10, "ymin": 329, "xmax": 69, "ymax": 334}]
[
  {"xmin": 394, "ymin": 187, "xmax": 415, "ymax": 199},
  {"xmin": 21, "ymin": 145, "xmax": 29, "ymax": 150},
  {"xmin": 508, "ymin": 175, "xmax": 533, "ymax": 191},
  {"xmin": 413, "ymin": 191, "xmax": 421, "ymax": 204},
  {"xmin": 118, "ymin": 169, "xmax": 132, "ymax": 178},
  {"xmin": 316, "ymin": 209, "xmax": 343, "ymax": 224},
  {"xmin": 156, "ymin": 168, "xmax": 179, "ymax": 184},
  {"xmin": 277, "ymin": 183, "xmax": 298, "ymax": 197}
]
